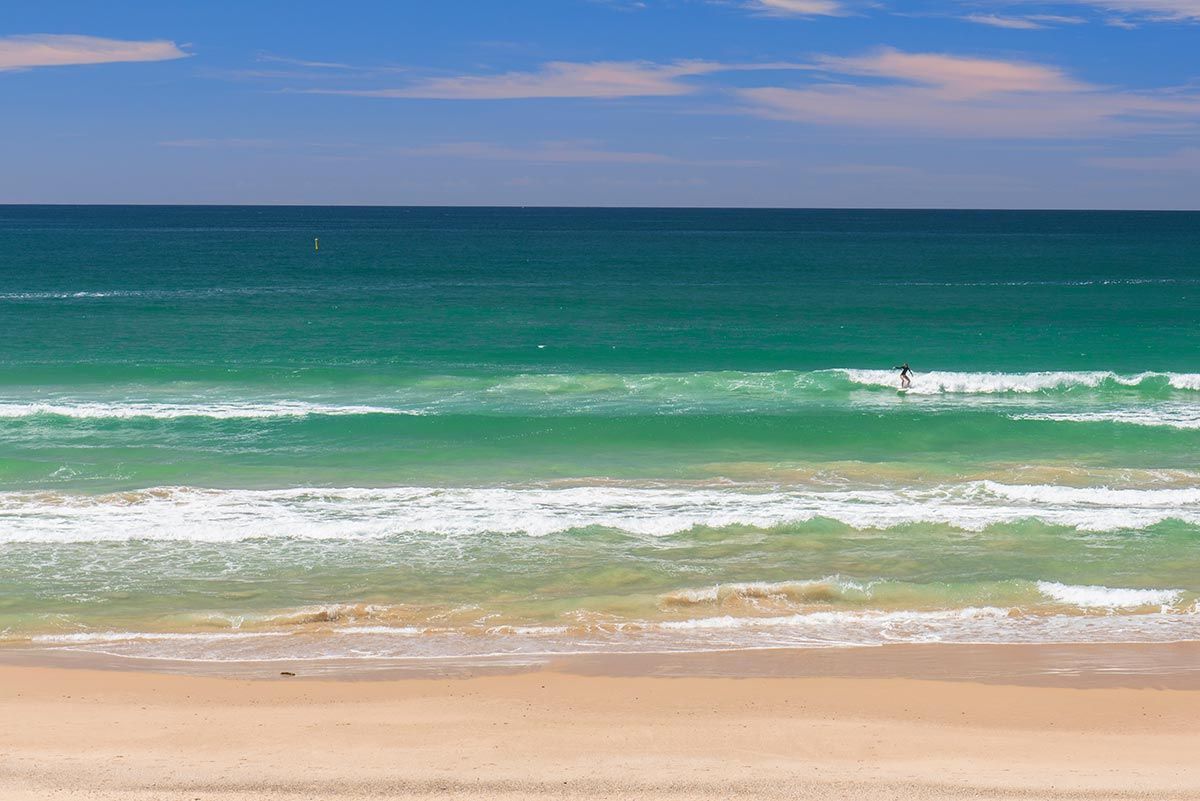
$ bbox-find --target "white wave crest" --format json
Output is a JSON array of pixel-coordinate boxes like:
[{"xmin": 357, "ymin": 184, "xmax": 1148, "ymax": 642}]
[
  {"xmin": 0, "ymin": 401, "xmax": 424, "ymax": 420},
  {"xmin": 660, "ymin": 578, "xmax": 872, "ymax": 607},
  {"xmin": 1036, "ymin": 582, "xmax": 1183, "ymax": 610},
  {"xmin": 23, "ymin": 604, "xmax": 1200, "ymax": 662},
  {"xmin": 1, "ymin": 480, "xmax": 1198, "ymax": 543},
  {"xmin": 1012, "ymin": 408, "xmax": 1200, "ymax": 429},
  {"xmin": 978, "ymin": 480, "xmax": 1200, "ymax": 507},
  {"xmin": 838, "ymin": 369, "xmax": 1200, "ymax": 395},
  {"xmin": 655, "ymin": 606, "xmax": 1013, "ymax": 632},
  {"xmin": 30, "ymin": 630, "xmax": 291, "ymax": 643}
]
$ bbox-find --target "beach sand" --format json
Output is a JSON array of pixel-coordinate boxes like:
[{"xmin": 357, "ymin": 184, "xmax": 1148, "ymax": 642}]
[{"xmin": 2, "ymin": 644, "xmax": 1199, "ymax": 800}]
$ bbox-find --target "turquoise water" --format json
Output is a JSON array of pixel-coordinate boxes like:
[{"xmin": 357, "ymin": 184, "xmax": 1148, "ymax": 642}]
[{"xmin": 0, "ymin": 206, "xmax": 1197, "ymax": 661}]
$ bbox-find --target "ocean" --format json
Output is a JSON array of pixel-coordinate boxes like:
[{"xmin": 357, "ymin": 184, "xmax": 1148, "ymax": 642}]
[{"xmin": 0, "ymin": 205, "xmax": 1197, "ymax": 663}]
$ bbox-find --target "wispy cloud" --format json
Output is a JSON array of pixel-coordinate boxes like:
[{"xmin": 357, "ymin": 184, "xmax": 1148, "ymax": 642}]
[
  {"xmin": 257, "ymin": 52, "xmax": 357, "ymax": 70},
  {"xmin": 398, "ymin": 140, "xmax": 675, "ymax": 163},
  {"xmin": 395, "ymin": 140, "xmax": 765, "ymax": 166},
  {"xmin": 588, "ymin": 0, "xmax": 649, "ymax": 9},
  {"xmin": 1090, "ymin": 147, "xmax": 1200, "ymax": 170},
  {"xmin": 810, "ymin": 49, "xmax": 1088, "ymax": 95},
  {"xmin": 306, "ymin": 60, "xmax": 808, "ymax": 100},
  {"xmin": 961, "ymin": 12, "xmax": 1086, "ymax": 27},
  {"xmin": 1029, "ymin": 13, "xmax": 1092, "ymax": 23},
  {"xmin": 806, "ymin": 163, "xmax": 925, "ymax": 175},
  {"xmin": 0, "ymin": 34, "xmax": 187, "ymax": 71},
  {"xmin": 737, "ymin": 47, "xmax": 1200, "ymax": 137},
  {"xmin": 1074, "ymin": 0, "xmax": 1200, "ymax": 20},
  {"xmin": 963, "ymin": 13, "xmax": 1047, "ymax": 27},
  {"xmin": 741, "ymin": 0, "xmax": 848, "ymax": 16},
  {"xmin": 159, "ymin": 138, "xmax": 278, "ymax": 149}
]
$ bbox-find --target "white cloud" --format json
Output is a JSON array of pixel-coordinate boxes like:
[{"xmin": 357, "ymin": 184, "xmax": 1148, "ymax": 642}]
[
  {"xmin": 257, "ymin": 53, "xmax": 357, "ymax": 70},
  {"xmin": 397, "ymin": 141, "xmax": 677, "ymax": 163},
  {"xmin": 0, "ymin": 34, "xmax": 187, "ymax": 71},
  {"xmin": 737, "ymin": 48, "xmax": 1200, "ymax": 137},
  {"xmin": 987, "ymin": 0, "xmax": 1200, "ymax": 22},
  {"xmin": 810, "ymin": 49, "xmax": 1087, "ymax": 96},
  {"xmin": 1028, "ymin": 13, "xmax": 1091, "ymax": 22},
  {"xmin": 1067, "ymin": 0, "xmax": 1200, "ymax": 19},
  {"xmin": 395, "ymin": 140, "xmax": 764, "ymax": 166},
  {"xmin": 960, "ymin": 11, "xmax": 1084, "ymax": 27},
  {"xmin": 963, "ymin": 13, "xmax": 1048, "ymax": 27},
  {"xmin": 962, "ymin": 12, "xmax": 1087, "ymax": 27},
  {"xmin": 310, "ymin": 60, "xmax": 808, "ymax": 100},
  {"xmin": 742, "ymin": 0, "xmax": 848, "ymax": 16}
]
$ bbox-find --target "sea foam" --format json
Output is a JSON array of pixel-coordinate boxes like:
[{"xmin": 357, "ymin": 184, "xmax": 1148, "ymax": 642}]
[
  {"xmin": 0, "ymin": 401, "xmax": 423, "ymax": 420},
  {"xmin": 837, "ymin": 369, "xmax": 1200, "ymax": 395},
  {"xmin": 1, "ymin": 480, "xmax": 1197, "ymax": 543},
  {"xmin": 1036, "ymin": 582, "xmax": 1183, "ymax": 610},
  {"xmin": 1011, "ymin": 408, "xmax": 1200, "ymax": 430},
  {"xmin": 0, "ymin": 369, "xmax": 1196, "ymax": 423},
  {"xmin": 20, "ymin": 603, "xmax": 1200, "ymax": 663}
]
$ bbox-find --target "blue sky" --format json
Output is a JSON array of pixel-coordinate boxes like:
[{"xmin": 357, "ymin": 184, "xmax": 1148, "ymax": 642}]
[{"xmin": 2, "ymin": 0, "xmax": 1198, "ymax": 207}]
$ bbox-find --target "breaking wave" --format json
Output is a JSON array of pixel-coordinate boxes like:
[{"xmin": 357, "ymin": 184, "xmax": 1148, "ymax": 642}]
[
  {"xmin": 838, "ymin": 369, "xmax": 1200, "ymax": 395},
  {"xmin": 0, "ymin": 369, "xmax": 1197, "ymax": 423},
  {"xmin": 1, "ymin": 480, "xmax": 1198, "ymax": 543},
  {"xmin": 1011, "ymin": 407, "xmax": 1200, "ymax": 430},
  {"xmin": 19, "ymin": 599, "xmax": 1199, "ymax": 662},
  {"xmin": 0, "ymin": 401, "xmax": 424, "ymax": 420}
]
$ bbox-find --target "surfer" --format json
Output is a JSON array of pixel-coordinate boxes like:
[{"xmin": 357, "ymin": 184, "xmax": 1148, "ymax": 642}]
[{"xmin": 895, "ymin": 363, "xmax": 912, "ymax": 389}]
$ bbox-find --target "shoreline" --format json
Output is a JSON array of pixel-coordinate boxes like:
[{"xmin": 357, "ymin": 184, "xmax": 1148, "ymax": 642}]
[
  {"xmin": 2, "ymin": 642, "xmax": 1199, "ymax": 799},
  {"xmin": 5, "ymin": 639, "xmax": 1200, "ymax": 687}
]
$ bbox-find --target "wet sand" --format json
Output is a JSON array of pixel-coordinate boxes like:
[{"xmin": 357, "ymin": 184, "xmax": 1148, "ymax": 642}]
[{"xmin": 2, "ymin": 643, "xmax": 1198, "ymax": 800}]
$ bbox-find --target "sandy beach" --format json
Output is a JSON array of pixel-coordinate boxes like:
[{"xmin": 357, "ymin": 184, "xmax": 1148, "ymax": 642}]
[{"xmin": 3, "ymin": 645, "xmax": 1199, "ymax": 800}]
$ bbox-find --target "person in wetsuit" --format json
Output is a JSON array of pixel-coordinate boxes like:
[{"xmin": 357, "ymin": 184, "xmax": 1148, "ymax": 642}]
[{"xmin": 895, "ymin": 363, "xmax": 912, "ymax": 389}]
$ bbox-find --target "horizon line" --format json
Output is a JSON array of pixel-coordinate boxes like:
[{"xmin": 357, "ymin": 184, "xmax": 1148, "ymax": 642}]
[{"xmin": 2, "ymin": 203, "xmax": 1199, "ymax": 212}]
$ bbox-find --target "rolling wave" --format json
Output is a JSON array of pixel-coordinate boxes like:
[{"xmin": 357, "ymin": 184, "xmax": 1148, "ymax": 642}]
[
  {"xmin": 0, "ymin": 369, "xmax": 1196, "ymax": 422},
  {"xmin": 2, "ymin": 480, "xmax": 1197, "ymax": 542},
  {"xmin": 661, "ymin": 578, "xmax": 1191, "ymax": 614},
  {"xmin": 1034, "ymin": 581, "xmax": 1183, "ymax": 610},
  {"xmin": 0, "ymin": 401, "xmax": 424, "ymax": 420},
  {"xmin": 839, "ymin": 369, "xmax": 1200, "ymax": 394},
  {"xmin": 19, "ymin": 597, "xmax": 1199, "ymax": 662},
  {"xmin": 1011, "ymin": 407, "xmax": 1200, "ymax": 429}
]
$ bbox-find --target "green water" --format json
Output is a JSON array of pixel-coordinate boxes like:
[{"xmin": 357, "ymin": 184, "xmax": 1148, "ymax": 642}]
[{"xmin": 0, "ymin": 206, "xmax": 1197, "ymax": 661}]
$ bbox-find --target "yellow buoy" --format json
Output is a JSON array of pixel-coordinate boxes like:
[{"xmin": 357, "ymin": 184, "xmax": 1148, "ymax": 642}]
[{"xmin": 314, "ymin": 237, "xmax": 320, "ymax": 252}]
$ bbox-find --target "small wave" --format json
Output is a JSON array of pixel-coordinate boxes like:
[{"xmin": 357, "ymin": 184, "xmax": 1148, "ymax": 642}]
[
  {"xmin": 198, "ymin": 602, "xmax": 474, "ymax": 632},
  {"xmin": 1, "ymin": 480, "xmax": 1198, "ymax": 543},
  {"xmin": 1036, "ymin": 582, "xmax": 1183, "ymax": 610},
  {"xmin": 0, "ymin": 401, "xmax": 424, "ymax": 420},
  {"xmin": 0, "ymin": 290, "xmax": 148, "ymax": 300},
  {"xmin": 655, "ymin": 606, "xmax": 1015, "ymax": 631},
  {"xmin": 0, "ymin": 369, "xmax": 1194, "ymax": 422},
  {"xmin": 894, "ymin": 278, "xmax": 1199, "ymax": 287},
  {"xmin": 26, "ymin": 603, "xmax": 1200, "ymax": 662},
  {"xmin": 663, "ymin": 577, "xmax": 1195, "ymax": 617},
  {"xmin": 661, "ymin": 578, "xmax": 872, "ymax": 608},
  {"xmin": 978, "ymin": 480, "xmax": 1200, "ymax": 507},
  {"xmin": 1012, "ymin": 408, "xmax": 1200, "ymax": 430},
  {"xmin": 838, "ymin": 369, "xmax": 1200, "ymax": 395},
  {"xmin": 0, "ymin": 287, "xmax": 301, "ymax": 301},
  {"xmin": 30, "ymin": 630, "xmax": 291, "ymax": 643}
]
